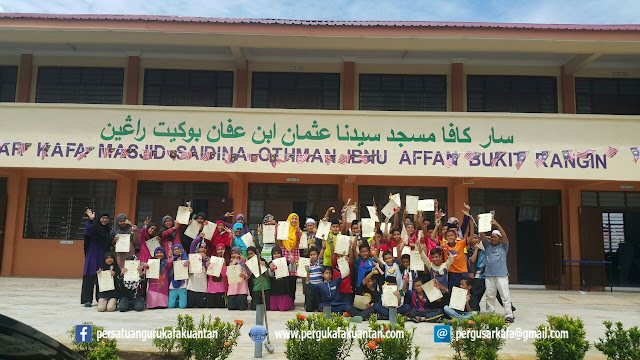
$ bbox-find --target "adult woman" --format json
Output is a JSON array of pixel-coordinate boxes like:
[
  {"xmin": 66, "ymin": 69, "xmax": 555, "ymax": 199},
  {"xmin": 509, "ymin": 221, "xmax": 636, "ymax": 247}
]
[
  {"xmin": 81, "ymin": 209, "xmax": 112, "ymax": 307},
  {"xmin": 279, "ymin": 213, "xmax": 302, "ymax": 301},
  {"xmin": 111, "ymin": 213, "xmax": 139, "ymax": 266}
]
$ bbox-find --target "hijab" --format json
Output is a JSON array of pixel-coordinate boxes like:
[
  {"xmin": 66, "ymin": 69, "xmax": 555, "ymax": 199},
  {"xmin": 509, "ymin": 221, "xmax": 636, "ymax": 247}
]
[
  {"xmin": 195, "ymin": 212, "xmax": 207, "ymax": 221},
  {"xmin": 232, "ymin": 223, "xmax": 247, "ymax": 251},
  {"xmin": 87, "ymin": 213, "xmax": 111, "ymax": 252},
  {"xmin": 170, "ymin": 244, "xmax": 188, "ymax": 288},
  {"xmin": 153, "ymin": 246, "xmax": 168, "ymax": 273},
  {"xmin": 263, "ymin": 214, "xmax": 275, "ymax": 225},
  {"xmin": 160, "ymin": 215, "xmax": 176, "ymax": 241},
  {"xmin": 235, "ymin": 214, "xmax": 250, "ymax": 234},
  {"xmin": 100, "ymin": 251, "xmax": 121, "ymax": 275},
  {"xmin": 111, "ymin": 213, "xmax": 132, "ymax": 239},
  {"xmin": 123, "ymin": 255, "xmax": 142, "ymax": 290},
  {"xmin": 211, "ymin": 220, "xmax": 230, "ymax": 248},
  {"xmin": 281, "ymin": 213, "xmax": 299, "ymax": 251}
]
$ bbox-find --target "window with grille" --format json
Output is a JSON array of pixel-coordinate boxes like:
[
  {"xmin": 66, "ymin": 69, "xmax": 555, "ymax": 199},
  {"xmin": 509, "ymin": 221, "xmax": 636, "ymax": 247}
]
[
  {"xmin": 23, "ymin": 179, "xmax": 116, "ymax": 239},
  {"xmin": 602, "ymin": 212, "xmax": 625, "ymax": 253},
  {"xmin": 359, "ymin": 74, "xmax": 446, "ymax": 111},
  {"xmin": 251, "ymin": 72, "xmax": 340, "ymax": 109},
  {"xmin": 576, "ymin": 78, "xmax": 640, "ymax": 115},
  {"xmin": 581, "ymin": 191, "xmax": 640, "ymax": 208},
  {"xmin": 0, "ymin": 66, "xmax": 17, "ymax": 102},
  {"xmin": 467, "ymin": 75, "xmax": 558, "ymax": 113},
  {"xmin": 35, "ymin": 67, "xmax": 124, "ymax": 104},
  {"xmin": 143, "ymin": 69, "xmax": 233, "ymax": 107},
  {"xmin": 358, "ymin": 186, "xmax": 448, "ymax": 218}
]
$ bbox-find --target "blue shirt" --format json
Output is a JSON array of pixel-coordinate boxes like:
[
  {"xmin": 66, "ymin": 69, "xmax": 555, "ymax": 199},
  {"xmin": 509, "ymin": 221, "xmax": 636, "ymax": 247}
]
[
  {"xmin": 307, "ymin": 277, "xmax": 345, "ymax": 307},
  {"xmin": 483, "ymin": 240, "xmax": 509, "ymax": 277},
  {"xmin": 356, "ymin": 257, "xmax": 376, "ymax": 287},
  {"xmin": 471, "ymin": 246, "xmax": 486, "ymax": 279},
  {"xmin": 309, "ymin": 259, "xmax": 323, "ymax": 284}
]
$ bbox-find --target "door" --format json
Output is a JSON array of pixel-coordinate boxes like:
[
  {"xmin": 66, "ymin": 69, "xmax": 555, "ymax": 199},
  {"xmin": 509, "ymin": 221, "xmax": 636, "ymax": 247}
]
[
  {"xmin": 491, "ymin": 205, "xmax": 518, "ymax": 284},
  {"xmin": 207, "ymin": 198, "xmax": 233, "ymax": 222},
  {"xmin": 0, "ymin": 193, "xmax": 6, "ymax": 270},
  {"xmin": 579, "ymin": 207, "xmax": 605, "ymax": 289},
  {"xmin": 542, "ymin": 206, "xmax": 563, "ymax": 287},
  {"xmin": 265, "ymin": 200, "xmax": 293, "ymax": 222},
  {"xmin": 152, "ymin": 197, "xmax": 185, "ymax": 223}
]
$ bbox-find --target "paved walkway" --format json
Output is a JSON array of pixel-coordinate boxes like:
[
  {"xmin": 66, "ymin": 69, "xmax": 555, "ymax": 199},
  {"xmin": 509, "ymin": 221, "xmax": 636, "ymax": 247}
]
[{"xmin": 1, "ymin": 277, "xmax": 639, "ymax": 359}]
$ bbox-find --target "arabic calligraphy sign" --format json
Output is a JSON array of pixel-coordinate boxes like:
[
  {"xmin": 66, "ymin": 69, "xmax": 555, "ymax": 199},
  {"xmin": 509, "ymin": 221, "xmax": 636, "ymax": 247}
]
[{"xmin": 1, "ymin": 104, "xmax": 639, "ymax": 181}]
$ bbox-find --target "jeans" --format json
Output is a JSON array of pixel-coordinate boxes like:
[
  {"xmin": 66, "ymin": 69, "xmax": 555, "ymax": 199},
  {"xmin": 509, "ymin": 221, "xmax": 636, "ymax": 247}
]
[
  {"xmin": 443, "ymin": 305, "xmax": 476, "ymax": 320},
  {"xmin": 373, "ymin": 303, "xmax": 411, "ymax": 318},
  {"xmin": 168, "ymin": 288, "xmax": 187, "ymax": 309},
  {"xmin": 346, "ymin": 305, "xmax": 376, "ymax": 320},
  {"xmin": 119, "ymin": 296, "xmax": 145, "ymax": 312}
]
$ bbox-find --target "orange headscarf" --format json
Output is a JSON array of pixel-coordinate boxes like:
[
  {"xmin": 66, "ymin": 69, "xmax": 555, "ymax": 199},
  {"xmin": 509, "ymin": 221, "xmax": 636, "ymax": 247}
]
[{"xmin": 282, "ymin": 213, "xmax": 299, "ymax": 250}]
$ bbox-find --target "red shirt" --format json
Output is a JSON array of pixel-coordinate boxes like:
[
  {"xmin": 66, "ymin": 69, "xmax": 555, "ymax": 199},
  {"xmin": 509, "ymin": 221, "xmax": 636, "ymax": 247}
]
[{"xmin": 332, "ymin": 258, "xmax": 353, "ymax": 294}]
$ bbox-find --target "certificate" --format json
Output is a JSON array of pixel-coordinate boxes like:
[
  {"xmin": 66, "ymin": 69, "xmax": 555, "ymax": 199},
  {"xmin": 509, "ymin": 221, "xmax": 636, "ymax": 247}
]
[
  {"xmin": 418, "ymin": 199, "xmax": 435, "ymax": 212},
  {"xmin": 405, "ymin": 195, "xmax": 419, "ymax": 215},
  {"xmin": 346, "ymin": 205, "xmax": 357, "ymax": 223},
  {"xmin": 202, "ymin": 221, "xmax": 216, "ymax": 240},
  {"xmin": 173, "ymin": 260, "xmax": 189, "ymax": 281},
  {"xmin": 337, "ymin": 257, "xmax": 350, "ymax": 279},
  {"xmin": 123, "ymin": 260, "xmax": 140, "ymax": 282},
  {"xmin": 226, "ymin": 265, "xmax": 243, "ymax": 284},
  {"xmin": 146, "ymin": 259, "xmax": 160, "ymax": 279},
  {"xmin": 145, "ymin": 237, "xmax": 161, "ymax": 255},
  {"xmin": 401, "ymin": 246, "xmax": 411, "ymax": 256},
  {"xmin": 316, "ymin": 220, "xmax": 331, "ymax": 240},
  {"xmin": 366, "ymin": 206, "xmax": 379, "ymax": 223},
  {"xmin": 276, "ymin": 221, "xmax": 290, "ymax": 240},
  {"xmin": 361, "ymin": 218, "xmax": 375, "ymax": 238},
  {"xmin": 410, "ymin": 250, "xmax": 424, "ymax": 271},
  {"xmin": 176, "ymin": 206, "xmax": 190, "ymax": 224},
  {"xmin": 183, "ymin": 220, "xmax": 201, "ymax": 239},
  {"xmin": 449, "ymin": 286, "xmax": 468, "ymax": 311},
  {"xmin": 272, "ymin": 257, "xmax": 289, "ymax": 279},
  {"xmin": 97, "ymin": 270, "xmax": 115, "ymax": 292},
  {"xmin": 206, "ymin": 257, "xmax": 224, "ymax": 277},
  {"xmin": 478, "ymin": 213, "xmax": 493, "ymax": 233},
  {"xmin": 381, "ymin": 200, "xmax": 399, "ymax": 219},
  {"xmin": 391, "ymin": 193, "xmax": 402, "ymax": 208},
  {"xmin": 246, "ymin": 255, "xmax": 267, "ymax": 278},
  {"xmin": 417, "ymin": 230, "xmax": 424, "ymax": 242},
  {"xmin": 296, "ymin": 257, "xmax": 310, "ymax": 278},
  {"xmin": 353, "ymin": 294, "xmax": 371, "ymax": 310},
  {"xmin": 379, "ymin": 222, "xmax": 391, "ymax": 235},
  {"xmin": 334, "ymin": 235, "xmax": 351, "ymax": 255},
  {"xmin": 115, "ymin": 234, "xmax": 131, "ymax": 253},
  {"xmin": 241, "ymin": 232, "xmax": 255, "ymax": 248},
  {"xmin": 421, "ymin": 279, "xmax": 443, "ymax": 302},
  {"xmin": 262, "ymin": 225, "xmax": 276, "ymax": 244},
  {"xmin": 382, "ymin": 285, "xmax": 399, "ymax": 308},
  {"xmin": 299, "ymin": 232, "xmax": 308, "ymax": 249},
  {"xmin": 188, "ymin": 254, "xmax": 203, "ymax": 273}
]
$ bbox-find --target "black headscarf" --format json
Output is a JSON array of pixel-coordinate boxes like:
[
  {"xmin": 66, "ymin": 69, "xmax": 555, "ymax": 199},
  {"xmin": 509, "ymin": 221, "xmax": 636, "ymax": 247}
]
[
  {"xmin": 85, "ymin": 213, "xmax": 112, "ymax": 254},
  {"xmin": 100, "ymin": 252, "xmax": 121, "ymax": 276}
]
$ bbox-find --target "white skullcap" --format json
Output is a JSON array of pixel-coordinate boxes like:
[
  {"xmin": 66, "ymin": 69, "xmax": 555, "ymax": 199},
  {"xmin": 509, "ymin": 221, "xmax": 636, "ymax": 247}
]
[
  {"xmin": 491, "ymin": 230, "xmax": 502, "ymax": 237},
  {"xmin": 305, "ymin": 218, "xmax": 316, "ymax": 225},
  {"xmin": 447, "ymin": 217, "xmax": 459, "ymax": 224}
]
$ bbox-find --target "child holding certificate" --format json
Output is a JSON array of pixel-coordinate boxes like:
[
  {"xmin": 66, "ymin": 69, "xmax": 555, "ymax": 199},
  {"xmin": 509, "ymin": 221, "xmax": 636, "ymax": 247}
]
[
  {"xmin": 206, "ymin": 244, "xmax": 228, "ymax": 308},
  {"xmin": 305, "ymin": 267, "xmax": 348, "ymax": 314},
  {"xmin": 304, "ymin": 247, "xmax": 324, "ymax": 312},
  {"xmin": 406, "ymin": 277, "xmax": 444, "ymax": 323},
  {"xmin": 227, "ymin": 247, "xmax": 249, "ymax": 311},
  {"xmin": 331, "ymin": 233, "xmax": 358, "ymax": 306},
  {"xmin": 118, "ymin": 255, "xmax": 146, "ymax": 312},
  {"xmin": 97, "ymin": 252, "xmax": 120, "ymax": 312},
  {"xmin": 231, "ymin": 223, "xmax": 249, "ymax": 258},
  {"xmin": 146, "ymin": 247, "xmax": 171, "ymax": 309},
  {"xmin": 345, "ymin": 269, "xmax": 380, "ymax": 320},
  {"xmin": 268, "ymin": 247, "xmax": 295, "ymax": 311},
  {"xmin": 166, "ymin": 244, "xmax": 189, "ymax": 309},
  {"xmin": 373, "ymin": 276, "xmax": 411, "ymax": 319},
  {"xmin": 246, "ymin": 246, "xmax": 271, "ymax": 310},
  {"xmin": 279, "ymin": 213, "xmax": 302, "ymax": 302},
  {"xmin": 111, "ymin": 214, "xmax": 139, "ymax": 266},
  {"xmin": 160, "ymin": 216, "xmax": 178, "ymax": 256},
  {"xmin": 187, "ymin": 241, "xmax": 208, "ymax": 308},
  {"xmin": 138, "ymin": 219, "xmax": 159, "ymax": 264},
  {"xmin": 444, "ymin": 277, "xmax": 479, "ymax": 320}
]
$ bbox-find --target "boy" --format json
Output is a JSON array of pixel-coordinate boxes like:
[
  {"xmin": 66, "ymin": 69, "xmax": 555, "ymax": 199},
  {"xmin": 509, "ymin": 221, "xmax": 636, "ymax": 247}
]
[
  {"xmin": 437, "ymin": 214, "xmax": 473, "ymax": 291},
  {"xmin": 443, "ymin": 277, "xmax": 479, "ymax": 320},
  {"xmin": 399, "ymin": 253, "xmax": 428, "ymax": 291},
  {"xmin": 355, "ymin": 243, "xmax": 376, "ymax": 288},
  {"xmin": 374, "ymin": 249, "xmax": 402, "ymax": 289},
  {"xmin": 246, "ymin": 246, "xmax": 271, "ymax": 310},
  {"xmin": 304, "ymin": 246, "xmax": 324, "ymax": 311},
  {"xmin": 305, "ymin": 266, "xmax": 348, "ymax": 314},
  {"xmin": 323, "ymin": 219, "xmax": 342, "ymax": 266},
  {"xmin": 418, "ymin": 243, "xmax": 454, "ymax": 310},
  {"xmin": 406, "ymin": 277, "xmax": 444, "ymax": 323},
  {"xmin": 483, "ymin": 219, "xmax": 514, "ymax": 323},
  {"xmin": 345, "ymin": 269, "xmax": 379, "ymax": 320},
  {"xmin": 332, "ymin": 233, "xmax": 358, "ymax": 305},
  {"xmin": 373, "ymin": 276, "xmax": 411, "ymax": 319}
]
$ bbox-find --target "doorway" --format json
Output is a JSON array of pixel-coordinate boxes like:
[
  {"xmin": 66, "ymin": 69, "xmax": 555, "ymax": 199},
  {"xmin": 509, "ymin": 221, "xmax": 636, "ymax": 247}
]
[{"xmin": 0, "ymin": 178, "xmax": 6, "ymax": 270}]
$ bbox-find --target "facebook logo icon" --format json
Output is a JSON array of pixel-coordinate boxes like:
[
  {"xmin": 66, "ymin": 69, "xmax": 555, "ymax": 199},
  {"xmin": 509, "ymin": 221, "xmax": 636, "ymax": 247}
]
[
  {"xmin": 433, "ymin": 325, "xmax": 451, "ymax": 343},
  {"xmin": 75, "ymin": 325, "xmax": 92, "ymax": 343}
]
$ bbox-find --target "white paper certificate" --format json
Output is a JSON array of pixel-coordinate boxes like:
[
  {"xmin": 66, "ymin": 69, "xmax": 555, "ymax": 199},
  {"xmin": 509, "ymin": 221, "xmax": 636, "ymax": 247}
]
[
  {"xmin": 382, "ymin": 285, "xmax": 399, "ymax": 307},
  {"xmin": 188, "ymin": 254, "xmax": 203, "ymax": 273},
  {"xmin": 97, "ymin": 270, "xmax": 115, "ymax": 292},
  {"xmin": 361, "ymin": 218, "xmax": 375, "ymax": 238},
  {"xmin": 410, "ymin": 250, "xmax": 424, "ymax": 271},
  {"xmin": 115, "ymin": 234, "xmax": 131, "ymax": 253},
  {"xmin": 334, "ymin": 235, "xmax": 351, "ymax": 255},
  {"xmin": 391, "ymin": 193, "xmax": 402, "ymax": 208},
  {"xmin": 296, "ymin": 257, "xmax": 310, "ymax": 278},
  {"xmin": 366, "ymin": 206, "xmax": 379, "ymax": 222},
  {"xmin": 346, "ymin": 205, "xmax": 357, "ymax": 223},
  {"xmin": 241, "ymin": 232, "xmax": 255, "ymax": 248},
  {"xmin": 173, "ymin": 260, "xmax": 189, "ymax": 281},
  {"xmin": 146, "ymin": 237, "xmax": 161, "ymax": 255},
  {"xmin": 146, "ymin": 259, "xmax": 160, "ymax": 279},
  {"xmin": 316, "ymin": 220, "xmax": 331, "ymax": 240},
  {"xmin": 206, "ymin": 257, "xmax": 224, "ymax": 277},
  {"xmin": 299, "ymin": 232, "xmax": 308, "ymax": 249},
  {"xmin": 418, "ymin": 199, "xmax": 435, "ymax": 212},
  {"xmin": 422, "ymin": 279, "xmax": 443, "ymax": 302},
  {"xmin": 123, "ymin": 260, "xmax": 140, "ymax": 282},
  {"xmin": 272, "ymin": 257, "xmax": 289, "ymax": 279},
  {"xmin": 337, "ymin": 257, "xmax": 350, "ymax": 279},
  {"xmin": 449, "ymin": 286, "xmax": 468, "ymax": 311},
  {"xmin": 261, "ymin": 225, "xmax": 276, "ymax": 244},
  {"xmin": 381, "ymin": 200, "xmax": 399, "ymax": 219},
  {"xmin": 246, "ymin": 255, "xmax": 267, "ymax": 277},
  {"xmin": 478, "ymin": 213, "xmax": 493, "ymax": 233},
  {"xmin": 202, "ymin": 221, "xmax": 216, "ymax": 240},
  {"xmin": 353, "ymin": 295, "xmax": 370, "ymax": 310},
  {"xmin": 276, "ymin": 221, "xmax": 290, "ymax": 240},
  {"xmin": 405, "ymin": 195, "xmax": 419, "ymax": 214},
  {"xmin": 176, "ymin": 206, "xmax": 190, "ymax": 224},
  {"xmin": 184, "ymin": 220, "xmax": 201, "ymax": 239},
  {"xmin": 226, "ymin": 265, "xmax": 243, "ymax": 284}
]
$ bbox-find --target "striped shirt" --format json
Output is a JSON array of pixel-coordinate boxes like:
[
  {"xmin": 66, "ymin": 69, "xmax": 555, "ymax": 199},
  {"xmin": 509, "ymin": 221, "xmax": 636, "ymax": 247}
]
[{"xmin": 309, "ymin": 259, "xmax": 323, "ymax": 284}]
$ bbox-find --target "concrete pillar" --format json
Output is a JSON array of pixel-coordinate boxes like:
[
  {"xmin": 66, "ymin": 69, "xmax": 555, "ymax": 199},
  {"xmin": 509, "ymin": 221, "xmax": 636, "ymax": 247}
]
[
  {"xmin": 16, "ymin": 54, "xmax": 33, "ymax": 103},
  {"xmin": 560, "ymin": 66, "xmax": 576, "ymax": 114},
  {"xmin": 1, "ymin": 171, "xmax": 22, "ymax": 276},
  {"xmin": 451, "ymin": 63, "xmax": 464, "ymax": 112},
  {"xmin": 342, "ymin": 61, "xmax": 355, "ymax": 110},
  {"xmin": 125, "ymin": 56, "xmax": 140, "ymax": 105},
  {"xmin": 235, "ymin": 68, "xmax": 249, "ymax": 108}
]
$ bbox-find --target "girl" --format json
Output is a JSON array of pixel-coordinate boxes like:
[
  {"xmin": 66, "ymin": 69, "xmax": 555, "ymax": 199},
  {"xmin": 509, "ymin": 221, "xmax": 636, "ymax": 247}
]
[
  {"xmin": 160, "ymin": 215, "xmax": 177, "ymax": 255},
  {"xmin": 187, "ymin": 241, "xmax": 208, "ymax": 308},
  {"xmin": 235, "ymin": 213, "xmax": 250, "ymax": 234},
  {"xmin": 268, "ymin": 247, "xmax": 295, "ymax": 311},
  {"xmin": 82, "ymin": 209, "xmax": 111, "ymax": 307},
  {"xmin": 227, "ymin": 247, "xmax": 249, "ymax": 310},
  {"xmin": 279, "ymin": 213, "xmax": 301, "ymax": 301},
  {"xmin": 118, "ymin": 255, "xmax": 146, "ymax": 312},
  {"xmin": 138, "ymin": 218, "xmax": 159, "ymax": 264},
  {"xmin": 146, "ymin": 247, "xmax": 171, "ymax": 309},
  {"xmin": 97, "ymin": 252, "xmax": 120, "ymax": 312},
  {"xmin": 231, "ymin": 223, "xmax": 249, "ymax": 258},
  {"xmin": 211, "ymin": 220, "xmax": 231, "ymax": 261},
  {"xmin": 247, "ymin": 246, "xmax": 271, "ymax": 310},
  {"xmin": 206, "ymin": 244, "xmax": 228, "ymax": 308},
  {"xmin": 257, "ymin": 214, "xmax": 276, "ymax": 263},
  {"xmin": 111, "ymin": 214, "xmax": 139, "ymax": 266},
  {"xmin": 167, "ymin": 244, "xmax": 189, "ymax": 309}
]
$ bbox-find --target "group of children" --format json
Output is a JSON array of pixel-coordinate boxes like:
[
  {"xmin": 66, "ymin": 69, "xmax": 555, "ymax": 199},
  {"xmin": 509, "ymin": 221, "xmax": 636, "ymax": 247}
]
[{"xmin": 80, "ymin": 200, "xmax": 514, "ymax": 324}]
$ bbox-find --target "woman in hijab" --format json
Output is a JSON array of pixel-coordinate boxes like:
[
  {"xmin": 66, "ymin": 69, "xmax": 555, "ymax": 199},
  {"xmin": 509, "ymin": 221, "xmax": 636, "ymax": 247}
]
[
  {"xmin": 118, "ymin": 254, "xmax": 146, "ymax": 312},
  {"xmin": 235, "ymin": 214, "xmax": 250, "ymax": 234},
  {"xmin": 111, "ymin": 213, "xmax": 139, "ymax": 266},
  {"xmin": 279, "ymin": 213, "xmax": 302, "ymax": 302},
  {"xmin": 160, "ymin": 215, "xmax": 177, "ymax": 255},
  {"xmin": 231, "ymin": 222, "xmax": 248, "ymax": 258},
  {"xmin": 146, "ymin": 246, "xmax": 172, "ymax": 309},
  {"xmin": 138, "ymin": 219, "xmax": 159, "ymax": 264},
  {"xmin": 211, "ymin": 220, "xmax": 231, "ymax": 262},
  {"xmin": 81, "ymin": 209, "xmax": 112, "ymax": 307},
  {"xmin": 97, "ymin": 252, "xmax": 121, "ymax": 312}
]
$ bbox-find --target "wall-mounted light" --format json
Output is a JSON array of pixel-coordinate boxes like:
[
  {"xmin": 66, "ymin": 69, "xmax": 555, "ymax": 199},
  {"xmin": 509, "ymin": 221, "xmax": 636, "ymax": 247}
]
[
  {"xmin": 620, "ymin": 185, "xmax": 635, "ymax": 190},
  {"xmin": 286, "ymin": 178, "xmax": 300, "ymax": 182}
]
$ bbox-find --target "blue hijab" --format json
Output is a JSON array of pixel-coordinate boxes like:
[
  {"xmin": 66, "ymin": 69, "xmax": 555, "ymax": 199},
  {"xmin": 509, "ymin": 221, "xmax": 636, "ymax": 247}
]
[
  {"xmin": 170, "ymin": 244, "xmax": 188, "ymax": 288},
  {"xmin": 153, "ymin": 246, "xmax": 168, "ymax": 272},
  {"xmin": 232, "ymin": 223, "xmax": 247, "ymax": 251}
]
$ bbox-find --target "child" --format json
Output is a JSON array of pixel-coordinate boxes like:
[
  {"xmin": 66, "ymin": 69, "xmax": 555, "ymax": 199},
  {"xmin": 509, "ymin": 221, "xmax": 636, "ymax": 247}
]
[
  {"xmin": 331, "ymin": 236, "xmax": 358, "ymax": 306},
  {"xmin": 111, "ymin": 213, "xmax": 138, "ymax": 266},
  {"xmin": 482, "ymin": 219, "xmax": 514, "ymax": 323},
  {"xmin": 187, "ymin": 241, "xmax": 208, "ymax": 308},
  {"xmin": 355, "ymin": 243, "xmax": 376, "ymax": 288},
  {"xmin": 444, "ymin": 277, "xmax": 479, "ymax": 320},
  {"xmin": 345, "ymin": 269, "xmax": 379, "ymax": 320},
  {"xmin": 96, "ymin": 252, "xmax": 120, "ymax": 312},
  {"xmin": 258, "ymin": 214, "xmax": 276, "ymax": 263},
  {"xmin": 305, "ymin": 266, "xmax": 348, "ymax": 314},
  {"xmin": 437, "ymin": 215, "xmax": 472, "ymax": 291},
  {"xmin": 138, "ymin": 219, "xmax": 159, "ymax": 264},
  {"xmin": 227, "ymin": 246, "xmax": 249, "ymax": 310},
  {"xmin": 323, "ymin": 219, "xmax": 342, "ymax": 266},
  {"xmin": 167, "ymin": 244, "xmax": 188, "ymax": 309},
  {"xmin": 418, "ymin": 244, "xmax": 454, "ymax": 310},
  {"xmin": 211, "ymin": 220, "xmax": 231, "ymax": 261},
  {"xmin": 231, "ymin": 223, "xmax": 249, "ymax": 258},
  {"xmin": 373, "ymin": 276, "xmax": 411, "ymax": 319},
  {"xmin": 268, "ymin": 246, "xmax": 295, "ymax": 311},
  {"xmin": 159, "ymin": 215, "xmax": 178, "ymax": 256},
  {"xmin": 119, "ymin": 255, "xmax": 146, "ymax": 312},
  {"xmin": 406, "ymin": 277, "xmax": 444, "ymax": 323},
  {"xmin": 399, "ymin": 253, "xmax": 428, "ymax": 292},
  {"xmin": 146, "ymin": 247, "xmax": 171, "ymax": 309},
  {"xmin": 374, "ymin": 249, "xmax": 402, "ymax": 290},
  {"xmin": 246, "ymin": 246, "xmax": 271, "ymax": 310},
  {"xmin": 206, "ymin": 244, "xmax": 227, "ymax": 308},
  {"xmin": 304, "ymin": 246, "xmax": 325, "ymax": 312}
]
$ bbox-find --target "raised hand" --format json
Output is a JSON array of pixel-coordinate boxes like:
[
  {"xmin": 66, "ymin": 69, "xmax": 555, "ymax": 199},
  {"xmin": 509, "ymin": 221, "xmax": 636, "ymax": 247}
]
[
  {"xmin": 144, "ymin": 217, "xmax": 151, "ymax": 227},
  {"xmin": 86, "ymin": 209, "xmax": 96, "ymax": 221}
]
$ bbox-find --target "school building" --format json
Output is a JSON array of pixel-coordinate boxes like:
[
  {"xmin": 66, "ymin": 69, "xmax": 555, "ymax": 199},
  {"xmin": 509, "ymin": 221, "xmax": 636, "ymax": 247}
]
[{"xmin": 0, "ymin": 14, "xmax": 639, "ymax": 290}]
